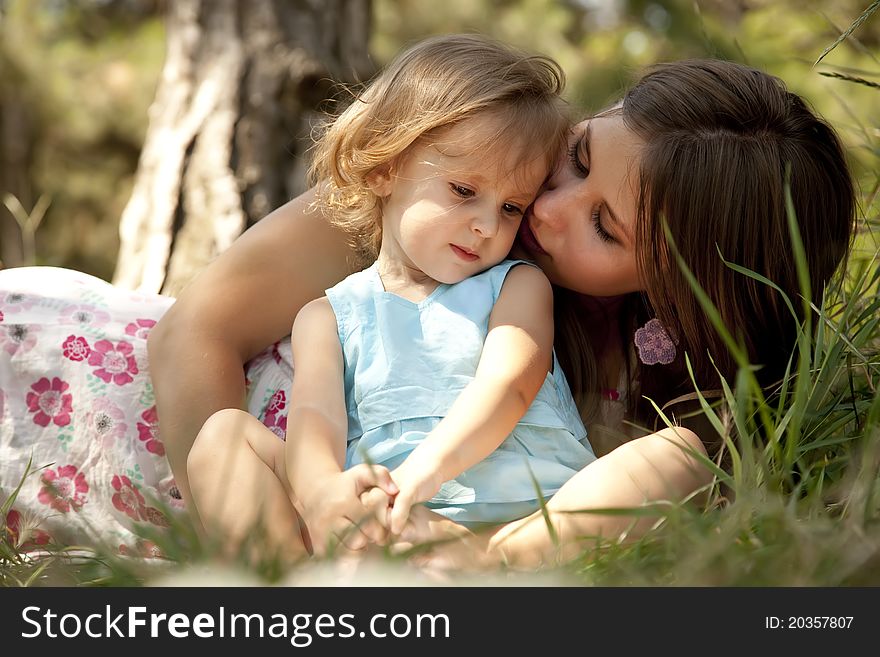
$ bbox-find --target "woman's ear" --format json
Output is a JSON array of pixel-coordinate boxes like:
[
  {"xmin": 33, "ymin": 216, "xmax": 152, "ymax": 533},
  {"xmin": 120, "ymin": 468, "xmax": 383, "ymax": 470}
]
[{"xmin": 366, "ymin": 162, "xmax": 394, "ymax": 198}]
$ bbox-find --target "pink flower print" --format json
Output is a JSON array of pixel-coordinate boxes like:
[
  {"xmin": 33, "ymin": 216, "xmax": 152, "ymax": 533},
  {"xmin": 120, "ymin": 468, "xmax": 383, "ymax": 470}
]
[
  {"xmin": 38, "ymin": 465, "xmax": 88, "ymax": 512},
  {"xmin": 111, "ymin": 474, "xmax": 146, "ymax": 521},
  {"xmin": 124, "ymin": 318, "xmax": 157, "ymax": 340},
  {"xmin": 1, "ymin": 323, "xmax": 39, "ymax": 356},
  {"xmin": 267, "ymin": 389, "xmax": 287, "ymax": 415},
  {"xmin": 137, "ymin": 406, "xmax": 164, "ymax": 455},
  {"xmin": 271, "ymin": 341, "xmax": 284, "ymax": 364},
  {"xmin": 0, "ymin": 309, "xmax": 4, "ymax": 321},
  {"xmin": 634, "ymin": 318, "xmax": 678, "ymax": 366},
  {"xmin": 61, "ymin": 334, "xmax": 91, "ymax": 361},
  {"xmin": 262, "ymin": 389, "xmax": 289, "ymax": 438},
  {"xmin": 158, "ymin": 477, "xmax": 185, "ymax": 510},
  {"xmin": 59, "ymin": 303, "xmax": 111, "ymax": 328},
  {"xmin": 5, "ymin": 509, "xmax": 51, "ymax": 550},
  {"xmin": 263, "ymin": 411, "xmax": 288, "ymax": 440},
  {"xmin": 142, "ymin": 506, "xmax": 170, "ymax": 528},
  {"xmin": 2, "ymin": 291, "xmax": 35, "ymax": 313},
  {"xmin": 26, "ymin": 377, "xmax": 73, "ymax": 427},
  {"xmin": 88, "ymin": 397, "xmax": 128, "ymax": 446},
  {"xmin": 119, "ymin": 539, "xmax": 163, "ymax": 559},
  {"xmin": 88, "ymin": 339, "xmax": 138, "ymax": 385}
]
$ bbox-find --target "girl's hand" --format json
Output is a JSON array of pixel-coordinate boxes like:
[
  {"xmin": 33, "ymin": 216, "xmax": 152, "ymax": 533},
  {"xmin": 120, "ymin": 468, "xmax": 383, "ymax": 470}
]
[
  {"xmin": 297, "ymin": 464, "xmax": 398, "ymax": 556},
  {"xmin": 388, "ymin": 458, "xmax": 444, "ymax": 535}
]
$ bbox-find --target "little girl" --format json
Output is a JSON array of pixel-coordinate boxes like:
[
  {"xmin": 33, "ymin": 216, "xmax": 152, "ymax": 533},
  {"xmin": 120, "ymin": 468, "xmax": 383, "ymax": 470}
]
[
  {"xmin": 184, "ymin": 34, "xmax": 595, "ymax": 555},
  {"xmin": 273, "ymin": 33, "xmax": 594, "ymax": 548}
]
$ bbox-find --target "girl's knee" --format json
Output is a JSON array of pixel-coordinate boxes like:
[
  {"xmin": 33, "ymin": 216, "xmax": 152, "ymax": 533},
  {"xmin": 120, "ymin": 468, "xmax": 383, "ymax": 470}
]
[
  {"xmin": 188, "ymin": 408, "xmax": 253, "ymax": 472},
  {"xmin": 201, "ymin": 408, "xmax": 253, "ymax": 434}
]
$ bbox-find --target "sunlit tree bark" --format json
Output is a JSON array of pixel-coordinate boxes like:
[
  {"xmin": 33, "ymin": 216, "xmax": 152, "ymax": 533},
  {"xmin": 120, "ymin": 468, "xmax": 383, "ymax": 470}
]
[{"xmin": 113, "ymin": 0, "xmax": 372, "ymax": 295}]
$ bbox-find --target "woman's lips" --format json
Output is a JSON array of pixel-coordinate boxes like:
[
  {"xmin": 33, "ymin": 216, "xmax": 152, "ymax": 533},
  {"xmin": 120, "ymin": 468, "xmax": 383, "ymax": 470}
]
[
  {"xmin": 450, "ymin": 244, "xmax": 479, "ymax": 261},
  {"xmin": 517, "ymin": 216, "xmax": 548, "ymax": 256}
]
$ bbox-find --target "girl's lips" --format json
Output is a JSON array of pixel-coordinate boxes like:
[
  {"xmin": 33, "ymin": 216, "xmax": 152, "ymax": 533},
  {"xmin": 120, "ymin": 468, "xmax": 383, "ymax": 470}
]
[
  {"xmin": 450, "ymin": 244, "xmax": 479, "ymax": 261},
  {"xmin": 517, "ymin": 216, "xmax": 548, "ymax": 256}
]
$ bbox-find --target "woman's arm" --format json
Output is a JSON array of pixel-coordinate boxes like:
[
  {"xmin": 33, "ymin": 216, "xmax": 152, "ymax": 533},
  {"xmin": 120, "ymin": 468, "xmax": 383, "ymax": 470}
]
[
  {"xmin": 486, "ymin": 426, "xmax": 712, "ymax": 567},
  {"xmin": 147, "ymin": 188, "xmax": 358, "ymax": 517},
  {"xmin": 389, "ymin": 264, "xmax": 554, "ymax": 532}
]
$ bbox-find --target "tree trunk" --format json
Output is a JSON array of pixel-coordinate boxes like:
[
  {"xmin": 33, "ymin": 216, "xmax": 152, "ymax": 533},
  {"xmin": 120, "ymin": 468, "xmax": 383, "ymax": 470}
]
[
  {"xmin": 0, "ymin": 68, "xmax": 34, "ymax": 269},
  {"xmin": 112, "ymin": 0, "xmax": 373, "ymax": 295}
]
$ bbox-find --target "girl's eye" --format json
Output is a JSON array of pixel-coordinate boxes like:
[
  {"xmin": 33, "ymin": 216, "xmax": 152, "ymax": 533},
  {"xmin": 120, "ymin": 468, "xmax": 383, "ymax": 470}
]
[
  {"xmin": 451, "ymin": 184, "xmax": 475, "ymax": 198},
  {"xmin": 502, "ymin": 203, "xmax": 523, "ymax": 216},
  {"xmin": 569, "ymin": 140, "xmax": 589, "ymax": 176},
  {"xmin": 592, "ymin": 208, "xmax": 614, "ymax": 243}
]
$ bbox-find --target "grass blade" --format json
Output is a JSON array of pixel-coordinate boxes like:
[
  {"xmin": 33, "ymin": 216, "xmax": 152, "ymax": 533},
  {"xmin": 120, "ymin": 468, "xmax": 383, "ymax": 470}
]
[{"xmin": 815, "ymin": 1, "xmax": 880, "ymax": 66}]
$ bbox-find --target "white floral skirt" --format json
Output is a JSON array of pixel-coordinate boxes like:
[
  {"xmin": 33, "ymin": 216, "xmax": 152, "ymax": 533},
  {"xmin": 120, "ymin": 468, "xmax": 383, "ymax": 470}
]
[{"xmin": 0, "ymin": 267, "xmax": 292, "ymax": 556}]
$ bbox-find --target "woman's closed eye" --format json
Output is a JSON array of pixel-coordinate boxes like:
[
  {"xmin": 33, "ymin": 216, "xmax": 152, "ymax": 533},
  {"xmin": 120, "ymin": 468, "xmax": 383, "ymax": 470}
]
[
  {"xmin": 592, "ymin": 207, "xmax": 615, "ymax": 243},
  {"xmin": 569, "ymin": 139, "xmax": 589, "ymax": 177}
]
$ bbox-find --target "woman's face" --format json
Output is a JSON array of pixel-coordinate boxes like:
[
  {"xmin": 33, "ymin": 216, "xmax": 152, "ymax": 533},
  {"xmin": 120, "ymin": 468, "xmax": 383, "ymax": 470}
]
[{"xmin": 517, "ymin": 113, "xmax": 644, "ymax": 296}]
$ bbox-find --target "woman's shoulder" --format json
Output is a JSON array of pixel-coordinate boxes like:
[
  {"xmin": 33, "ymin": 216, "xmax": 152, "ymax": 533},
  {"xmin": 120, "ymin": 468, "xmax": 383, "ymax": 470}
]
[{"xmin": 153, "ymin": 190, "xmax": 359, "ymax": 352}]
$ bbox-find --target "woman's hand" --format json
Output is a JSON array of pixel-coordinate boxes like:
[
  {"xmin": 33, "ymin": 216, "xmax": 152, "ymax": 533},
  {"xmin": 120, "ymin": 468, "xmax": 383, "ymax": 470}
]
[{"xmin": 297, "ymin": 464, "xmax": 398, "ymax": 556}]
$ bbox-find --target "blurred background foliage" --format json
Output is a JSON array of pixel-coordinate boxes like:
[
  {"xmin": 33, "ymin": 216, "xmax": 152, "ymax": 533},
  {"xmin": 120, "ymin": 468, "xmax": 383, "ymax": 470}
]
[{"xmin": 0, "ymin": 0, "xmax": 877, "ymax": 281}]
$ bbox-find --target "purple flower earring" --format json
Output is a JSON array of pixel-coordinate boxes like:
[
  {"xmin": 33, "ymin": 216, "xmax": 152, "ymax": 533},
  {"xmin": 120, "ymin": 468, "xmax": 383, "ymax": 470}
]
[{"xmin": 634, "ymin": 318, "xmax": 677, "ymax": 365}]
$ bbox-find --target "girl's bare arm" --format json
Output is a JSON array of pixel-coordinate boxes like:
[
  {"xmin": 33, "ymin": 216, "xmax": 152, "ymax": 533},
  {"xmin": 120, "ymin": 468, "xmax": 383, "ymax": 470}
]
[
  {"xmin": 147, "ymin": 188, "xmax": 358, "ymax": 514},
  {"xmin": 284, "ymin": 298, "xmax": 396, "ymax": 554}
]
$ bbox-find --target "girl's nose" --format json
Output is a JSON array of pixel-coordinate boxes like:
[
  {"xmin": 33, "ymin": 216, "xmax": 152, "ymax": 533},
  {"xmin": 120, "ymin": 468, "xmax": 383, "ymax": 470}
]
[{"xmin": 472, "ymin": 211, "xmax": 500, "ymax": 238}]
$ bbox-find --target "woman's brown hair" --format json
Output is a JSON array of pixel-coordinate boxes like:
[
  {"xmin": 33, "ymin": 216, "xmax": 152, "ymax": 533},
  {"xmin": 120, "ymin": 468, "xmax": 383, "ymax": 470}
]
[{"xmin": 621, "ymin": 59, "xmax": 855, "ymax": 444}]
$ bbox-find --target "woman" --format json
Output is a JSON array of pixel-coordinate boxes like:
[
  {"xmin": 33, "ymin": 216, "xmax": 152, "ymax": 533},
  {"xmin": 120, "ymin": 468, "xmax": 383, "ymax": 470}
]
[{"xmin": 0, "ymin": 57, "xmax": 853, "ymax": 564}]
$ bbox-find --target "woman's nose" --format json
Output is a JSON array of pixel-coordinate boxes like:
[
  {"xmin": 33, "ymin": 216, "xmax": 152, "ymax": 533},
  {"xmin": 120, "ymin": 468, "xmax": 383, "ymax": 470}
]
[{"xmin": 531, "ymin": 186, "xmax": 566, "ymax": 231}]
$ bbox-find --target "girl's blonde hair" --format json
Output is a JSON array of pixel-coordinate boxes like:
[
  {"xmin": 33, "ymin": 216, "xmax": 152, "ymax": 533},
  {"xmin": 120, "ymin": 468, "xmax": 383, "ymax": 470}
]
[{"xmin": 309, "ymin": 33, "xmax": 569, "ymax": 261}]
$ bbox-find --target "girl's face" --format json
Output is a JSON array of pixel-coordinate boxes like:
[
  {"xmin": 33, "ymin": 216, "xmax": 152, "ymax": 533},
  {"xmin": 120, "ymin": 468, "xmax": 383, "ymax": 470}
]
[
  {"xmin": 376, "ymin": 118, "xmax": 548, "ymax": 286},
  {"xmin": 518, "ymin": 114, "xmax": 644, "ymax": 296}
]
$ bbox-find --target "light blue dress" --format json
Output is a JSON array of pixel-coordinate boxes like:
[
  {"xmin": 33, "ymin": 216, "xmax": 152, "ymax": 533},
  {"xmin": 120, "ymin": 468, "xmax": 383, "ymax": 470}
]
[{"xmin": 326, "ymin": 259, "xmax": 595, "ymax": 526}]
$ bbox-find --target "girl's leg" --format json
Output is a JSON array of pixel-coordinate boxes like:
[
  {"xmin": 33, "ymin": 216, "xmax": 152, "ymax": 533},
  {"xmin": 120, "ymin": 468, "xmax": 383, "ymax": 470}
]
[
  {"xmin": 487, "ymin": 427, "xmax": 712, "ymax": 568},
  {"xmin": 187, "ymin": 408, "xmax": 308, "ymax": 561}
]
